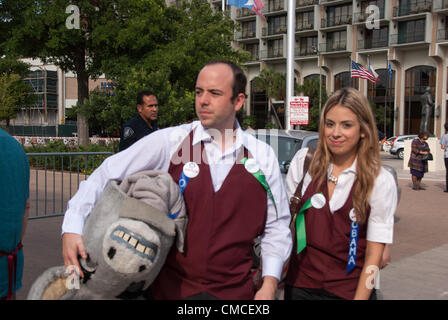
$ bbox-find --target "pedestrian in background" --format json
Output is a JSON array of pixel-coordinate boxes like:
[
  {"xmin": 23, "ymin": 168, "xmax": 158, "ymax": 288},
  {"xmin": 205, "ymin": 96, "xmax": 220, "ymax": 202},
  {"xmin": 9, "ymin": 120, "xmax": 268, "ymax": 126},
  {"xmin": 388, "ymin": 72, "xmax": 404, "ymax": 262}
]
[
  {"xmin": 119, "ymin": 90, "xmax": 159, "ymax": 151},
  {"xmin": 408, "ymin": 132, "xmax": 430, "ymax": 190},
  {"xmin": 440, "ymin": 123, "xmax": 448, "ymax": 193},
  {"xmin": 0, "ymin": 128, "xmax": 30, "ymax": 300},
  {"xmin": 285, "ymin": 88, "xmax": 397, "ymax": 300}
]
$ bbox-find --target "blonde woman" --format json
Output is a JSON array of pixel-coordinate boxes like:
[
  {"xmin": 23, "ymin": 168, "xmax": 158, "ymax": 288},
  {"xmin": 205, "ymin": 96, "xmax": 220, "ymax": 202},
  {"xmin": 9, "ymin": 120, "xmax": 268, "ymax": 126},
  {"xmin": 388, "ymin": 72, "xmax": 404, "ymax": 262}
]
[{"xmin": 285, "ymin": 88, "xmax": 397, "ymax": 300}]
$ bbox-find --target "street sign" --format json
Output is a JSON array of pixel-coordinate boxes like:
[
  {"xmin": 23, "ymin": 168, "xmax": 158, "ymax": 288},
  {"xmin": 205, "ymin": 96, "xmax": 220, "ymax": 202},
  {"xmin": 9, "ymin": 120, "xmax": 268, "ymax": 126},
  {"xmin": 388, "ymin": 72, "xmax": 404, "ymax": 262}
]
[{"xmin": 289, "ymin": 96, "xmax": 309, "ymax": 126}]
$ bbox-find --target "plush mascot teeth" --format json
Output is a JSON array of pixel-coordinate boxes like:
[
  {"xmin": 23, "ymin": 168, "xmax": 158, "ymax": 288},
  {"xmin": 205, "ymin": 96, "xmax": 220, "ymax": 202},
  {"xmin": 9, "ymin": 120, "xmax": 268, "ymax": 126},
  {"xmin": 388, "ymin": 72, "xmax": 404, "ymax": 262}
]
[{"xmin": 27, "ymin": 171, "xmax": 187, "ymax": 300}]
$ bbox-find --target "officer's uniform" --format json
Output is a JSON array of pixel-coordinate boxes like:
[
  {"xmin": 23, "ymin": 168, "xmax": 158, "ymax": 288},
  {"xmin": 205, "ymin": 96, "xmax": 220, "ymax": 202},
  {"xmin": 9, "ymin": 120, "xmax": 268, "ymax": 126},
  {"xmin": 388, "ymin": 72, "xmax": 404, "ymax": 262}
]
[{"xmin": 119, "ymin": 115, "xmax": 159, "ymax": 151}]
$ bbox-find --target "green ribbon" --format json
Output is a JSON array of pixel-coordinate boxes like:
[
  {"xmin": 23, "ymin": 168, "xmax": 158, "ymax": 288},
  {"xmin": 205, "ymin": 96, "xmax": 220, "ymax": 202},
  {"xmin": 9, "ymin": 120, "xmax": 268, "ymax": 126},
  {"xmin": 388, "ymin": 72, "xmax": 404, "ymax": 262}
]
[
  {"xmin": 241, "ymin": 157, "xmax": 278, "ymax": 220},
  {"xmin": 295, "ymin": 192, "xmax": 324, "ymax": 254}
]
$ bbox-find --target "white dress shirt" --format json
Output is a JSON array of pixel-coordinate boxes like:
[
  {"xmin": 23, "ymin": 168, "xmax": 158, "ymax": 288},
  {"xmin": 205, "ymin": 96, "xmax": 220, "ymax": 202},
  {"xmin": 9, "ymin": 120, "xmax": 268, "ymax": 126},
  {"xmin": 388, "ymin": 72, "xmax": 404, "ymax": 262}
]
[
  {"xmin": 62, "ymin": 121, "xmax": 292, "ymax": 280},
  {"xmin": 285, "ymin": 148, "xmax": 397, "ymax": 244}
]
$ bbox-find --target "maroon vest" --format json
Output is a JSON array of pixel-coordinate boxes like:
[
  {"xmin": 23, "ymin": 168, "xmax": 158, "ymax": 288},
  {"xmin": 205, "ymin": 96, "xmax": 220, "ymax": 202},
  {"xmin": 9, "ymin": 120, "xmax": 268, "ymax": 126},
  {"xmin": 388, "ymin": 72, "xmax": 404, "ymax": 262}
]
[
  {"xmin": 151, "ymin": 131, "xmax": 267, "ymax": 299},
  {"xmin": 286, "ymin": 178, "xmax": 370, "ymax": 300}
]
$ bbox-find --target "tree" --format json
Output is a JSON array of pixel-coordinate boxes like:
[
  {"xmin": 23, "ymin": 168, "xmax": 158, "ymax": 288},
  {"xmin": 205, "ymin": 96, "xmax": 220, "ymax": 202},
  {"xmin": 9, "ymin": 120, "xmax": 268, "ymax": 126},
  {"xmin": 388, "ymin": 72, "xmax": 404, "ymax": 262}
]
[
  {"xmin": 252, "ymin": 67, "xmax": 286, "ymax": 129},
  {"xmin": 1, "ymin": 0, "xmax": 177, "ymax": 145},
  {"xmin": 0, "ymin": 57, "xmax": 35, "ymax": 131},
  {"xmin": 74, "ymin": 0, "xmax": 247, "ymax": 134},
  {"xmin": 296, "ymin": 78, "xmax": 328, "ymax": 131}
]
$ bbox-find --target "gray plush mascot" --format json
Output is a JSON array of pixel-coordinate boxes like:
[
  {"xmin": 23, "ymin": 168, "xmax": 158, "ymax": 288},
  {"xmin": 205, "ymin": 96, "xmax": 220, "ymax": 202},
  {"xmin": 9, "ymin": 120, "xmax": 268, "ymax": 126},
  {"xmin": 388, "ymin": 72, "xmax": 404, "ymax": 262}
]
[{"xmin": 27, "ymin": 170, "xmax": 187, "ymax": 300}]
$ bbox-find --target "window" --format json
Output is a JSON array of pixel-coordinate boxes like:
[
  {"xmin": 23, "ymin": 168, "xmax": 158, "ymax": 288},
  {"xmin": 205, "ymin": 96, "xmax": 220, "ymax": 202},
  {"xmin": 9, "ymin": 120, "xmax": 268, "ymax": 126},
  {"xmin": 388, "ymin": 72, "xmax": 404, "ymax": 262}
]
[
  {"xmin": 364, "ymin": 26, "xmax": 388, "ymax": 48},
  {"xmin": 241, "ymin": 21, "xmax": 256, "ymax": 38},
  {"xmin": 327, "ymin": 4, "xmax": 352, "ymax": 26},
  {"xmin": 268, "ymin": 39, "xmax": 283, "ymax": 57},
  {"xmin": 243, "ymin": 43, "xmax": 259, "ymax": 60},
  {"xmin": 327, "ymin": 30, "xmax": 347, "ymax": 51},
  {"xmin": 398, "ymin": 19, "xmax": 425, "ymax": 43},
  {"xmin": 268, "ymin": 15, "xmax": 287, "ymax": 35},
  {"xmin": 296, "ymin": 11, "xmax": 313, "ymax": 30},
  {"xmin": 23, "ymin": 69, "xmax": 58, "ymax": 109},
  {"xmin": 335, "ymin": 72, "xmax": 358, "ymax": 90},
  {"xmin": 298, "ymin": 36, "xmax": 317, "ymax": 55}
]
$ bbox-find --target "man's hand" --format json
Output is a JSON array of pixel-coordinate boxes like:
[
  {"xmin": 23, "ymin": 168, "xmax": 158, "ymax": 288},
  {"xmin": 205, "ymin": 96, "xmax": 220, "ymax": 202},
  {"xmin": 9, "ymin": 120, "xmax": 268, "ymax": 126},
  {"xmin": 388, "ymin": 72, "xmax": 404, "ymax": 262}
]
[
  {"xmin": 62, "ymin": 233, "xmax": 87, "ymax": 278},
  {"xmin": 254, "ymin": 276, "xmax": 278, "ymax": 300}
]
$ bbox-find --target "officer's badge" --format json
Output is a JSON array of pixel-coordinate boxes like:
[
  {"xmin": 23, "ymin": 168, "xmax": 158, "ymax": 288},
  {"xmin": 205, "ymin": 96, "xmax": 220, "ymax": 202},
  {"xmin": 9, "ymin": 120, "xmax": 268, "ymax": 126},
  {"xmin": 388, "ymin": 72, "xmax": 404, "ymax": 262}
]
[{"xmin": 123, "ymin": 127, "xmax": 134, "ymax": 140}]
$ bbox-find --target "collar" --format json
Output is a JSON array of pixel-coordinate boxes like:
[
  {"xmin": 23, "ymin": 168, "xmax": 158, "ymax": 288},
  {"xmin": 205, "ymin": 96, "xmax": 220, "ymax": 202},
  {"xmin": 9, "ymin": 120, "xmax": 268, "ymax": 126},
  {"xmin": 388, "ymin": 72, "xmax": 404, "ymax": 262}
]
[
  {"xmin": 192, "ymin": 120, "xmax": 244, "ymax": 152},
  {"xmin": 328, "ymin": 157, "xmax": 358, "ymax": 177}
]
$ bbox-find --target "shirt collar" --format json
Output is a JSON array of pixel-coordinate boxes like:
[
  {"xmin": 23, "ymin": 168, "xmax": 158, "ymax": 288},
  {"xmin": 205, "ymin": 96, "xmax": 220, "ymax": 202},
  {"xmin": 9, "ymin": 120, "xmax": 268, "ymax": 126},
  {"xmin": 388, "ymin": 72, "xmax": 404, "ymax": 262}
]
[
  {"xmin": 328, "ymin": 157, "xmax": 358, "ymax": 177},
  {"xmin": 192, "ymin": 120, "xmax": 244, "ymax": 151}
]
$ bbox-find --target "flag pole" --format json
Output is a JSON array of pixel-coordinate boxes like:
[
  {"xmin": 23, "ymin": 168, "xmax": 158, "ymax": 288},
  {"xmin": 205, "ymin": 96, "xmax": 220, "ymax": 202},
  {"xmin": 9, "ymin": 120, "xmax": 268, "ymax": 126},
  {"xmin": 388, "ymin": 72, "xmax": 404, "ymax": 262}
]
[
  {"xmin": 222, "ymin": 0, "xmax": 225, "ymax": 12},
  {"xmin": 286, "ymin": 0, "xmax": 296, "ymax": 130}
]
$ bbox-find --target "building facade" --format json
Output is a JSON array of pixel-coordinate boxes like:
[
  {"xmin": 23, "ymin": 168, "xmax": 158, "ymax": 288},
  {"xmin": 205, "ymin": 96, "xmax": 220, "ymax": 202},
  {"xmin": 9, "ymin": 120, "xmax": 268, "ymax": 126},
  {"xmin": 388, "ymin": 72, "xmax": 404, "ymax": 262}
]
[
  {"xmin": 9, "ymin": 58, "xmax": 111, "ymax": 136},
  {"xmin": 221, "ymin": 0, "xmax": 448, "ymax": 138}
]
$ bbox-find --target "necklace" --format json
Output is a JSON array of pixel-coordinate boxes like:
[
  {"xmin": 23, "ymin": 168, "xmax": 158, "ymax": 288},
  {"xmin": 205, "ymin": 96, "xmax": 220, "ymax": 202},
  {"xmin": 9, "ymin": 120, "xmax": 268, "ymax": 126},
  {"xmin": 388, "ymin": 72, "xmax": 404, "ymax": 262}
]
[{"xmin": 328, "ymin": 174, "xmax": 338, "ymax": 185}]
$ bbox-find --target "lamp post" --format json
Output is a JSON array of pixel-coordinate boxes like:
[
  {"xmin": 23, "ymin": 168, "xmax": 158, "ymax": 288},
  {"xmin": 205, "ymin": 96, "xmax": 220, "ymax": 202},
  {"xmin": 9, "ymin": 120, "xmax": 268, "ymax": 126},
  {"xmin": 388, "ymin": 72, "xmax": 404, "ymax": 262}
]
[{"xmin": 313, "ymin": 46, "xmax": 322, "ymax": 115}]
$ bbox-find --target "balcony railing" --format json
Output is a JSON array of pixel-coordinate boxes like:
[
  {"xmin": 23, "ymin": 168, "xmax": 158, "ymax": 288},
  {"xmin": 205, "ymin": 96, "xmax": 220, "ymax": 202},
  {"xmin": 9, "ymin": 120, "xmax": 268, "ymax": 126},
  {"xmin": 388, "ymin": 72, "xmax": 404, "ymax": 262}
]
[
  {"xmin": 296, "ymin": 0, "xmax": 319, "ymax": 7},
  {"xmin": 236, "ymin": 8, "xmax": 256, "ymax": 18},
  {"xmin": 321, "ymin": 14, "xmax": 352, "ymax": 28},
  {"xmin": 393, "ymin": 0, "xmax": 432, "ymax": 17},
  {"xmin": 319, "ymin": 40, "xmax": 347, "ymax": 52},
  {"xmin": 357, "ymin": 37, "xmax": 389, "ymax": 49},
  {"xmin": 236, "ymin": 30, "xmax": 257, "ymax": 39},
  {"xmin": 390, "ymin": 31, "xmax": 425, "ymax": 44},
  {"xmin": 264, "ymin": 0, "xmax": 285, "ymax": 13},
  {"xmin": 295, "ymin": 46, "xmax": 318, "ymax": 56},
  {"xmin": 437, "ymin": 28, "xmax": 448, "ymax": 41},
  {"xmin": 262, "ymin": 24, "xmax": 287, "ymax": 36},
  {"xmin": 260, "ymin": 48, "xmax": 285, "ymax": 59},
  {"xmin": 296, "ymin": 20, "xmax": 314, "ymax": 31},
  {"xmin": 354, "ymin": 8, "xmax": 385, "ymax": 23}
]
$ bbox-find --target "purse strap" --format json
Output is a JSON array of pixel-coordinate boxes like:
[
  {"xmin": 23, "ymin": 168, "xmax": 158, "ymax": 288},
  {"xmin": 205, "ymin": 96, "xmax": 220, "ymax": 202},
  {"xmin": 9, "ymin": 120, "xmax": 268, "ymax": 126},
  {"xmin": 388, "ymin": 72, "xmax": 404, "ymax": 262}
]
[{"xmin": 289, "ymin": 148, "xmax": 315, "ymax": 215}]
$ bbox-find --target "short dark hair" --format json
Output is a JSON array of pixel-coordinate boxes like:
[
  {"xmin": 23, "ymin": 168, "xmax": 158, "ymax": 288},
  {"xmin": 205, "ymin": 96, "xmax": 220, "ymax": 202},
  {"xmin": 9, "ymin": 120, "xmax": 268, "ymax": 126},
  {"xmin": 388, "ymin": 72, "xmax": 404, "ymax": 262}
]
[
  {"xmin": 137, "ymin": 90, "xmax": 155, "ymax": 106},
  {"xmin": 203, "ymin": 60, "xmax": 247, "ymax": 101},
  {"xmin": 444, "ymin": 122, "xmax": 448, "ymax": 132},
  {"xmin": 418, "ymin": 131, "xmax": 429, "ymax": 139}
]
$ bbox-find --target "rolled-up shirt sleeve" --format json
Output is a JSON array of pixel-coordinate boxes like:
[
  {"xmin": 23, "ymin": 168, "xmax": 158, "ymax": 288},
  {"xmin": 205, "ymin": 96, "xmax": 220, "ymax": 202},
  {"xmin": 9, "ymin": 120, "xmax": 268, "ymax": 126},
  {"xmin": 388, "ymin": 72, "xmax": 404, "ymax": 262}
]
[
  {"xmin": 366, "ymin": 167, "xmax": 397, "ymax": 244},
  {"xmin": 61, "ymin": 127, "xmax": 176, "ymax": 235}
]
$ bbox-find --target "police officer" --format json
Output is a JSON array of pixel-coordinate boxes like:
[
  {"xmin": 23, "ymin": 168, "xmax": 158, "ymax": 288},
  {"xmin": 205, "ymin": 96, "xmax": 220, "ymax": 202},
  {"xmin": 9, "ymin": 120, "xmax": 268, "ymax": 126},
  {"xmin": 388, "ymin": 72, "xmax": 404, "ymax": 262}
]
[{"xmin": 119, "ymin": 90, "xmax": 159, "ymax": 151}]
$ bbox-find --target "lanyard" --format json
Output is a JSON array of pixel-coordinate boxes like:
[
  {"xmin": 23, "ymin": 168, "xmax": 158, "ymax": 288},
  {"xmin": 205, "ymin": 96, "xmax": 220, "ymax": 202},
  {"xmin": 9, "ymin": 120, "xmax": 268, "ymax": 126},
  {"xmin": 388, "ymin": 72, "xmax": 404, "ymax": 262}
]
[
  {"xmin": 241, "ymin": 157, "xmax": 278, "ymax": 219},
  {"xmin": 168, "ymin": 162, "xmax": 199, "ymax": 220}
]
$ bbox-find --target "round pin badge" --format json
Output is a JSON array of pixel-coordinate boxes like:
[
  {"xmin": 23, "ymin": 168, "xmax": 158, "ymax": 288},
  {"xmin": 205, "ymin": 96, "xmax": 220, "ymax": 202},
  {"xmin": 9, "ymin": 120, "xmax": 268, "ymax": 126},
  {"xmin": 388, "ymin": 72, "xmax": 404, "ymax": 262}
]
[
  {"xmin": 244, "ymin": 158, "xmax": 260, "ymax": 174},
  {"xmin": 349, "ymin": 208, "xmax": 357, "ymax": 222},
  {"xmin": 311, "ymin": 193, "xmax": 326, "ymax": 209},
  {"xmin": 183, "ymin": 162, "xmax": 200, "ymax": 179}
]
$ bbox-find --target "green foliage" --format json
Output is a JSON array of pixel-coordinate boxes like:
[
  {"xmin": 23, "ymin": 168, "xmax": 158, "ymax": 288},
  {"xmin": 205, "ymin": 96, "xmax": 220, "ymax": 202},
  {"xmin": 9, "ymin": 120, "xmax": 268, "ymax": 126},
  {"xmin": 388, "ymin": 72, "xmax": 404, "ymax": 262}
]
[
  {"xmin": 370, "ymin": 100, "xmax": 391, "ymax": 133},
  {"xmin": 25, "ymin": 140, "xmax": 115, "ymax": 175},
  {"xmin": 296, "ymin": 78, "xmax": 328, "ymax": 131},
  {"xmin": 0, "ymin": 56, "xmax": 35, "ymax": 128},
  {"xmin": 75, "ymin": 0, "xmax": 246, "ymax": 132},
  {"xmin": 264, "ymin": 122, "xmax": 278, "ymax": 129},
  {"xmin": 252, "ymin": 67, "xmax": 287, "ymax": 129},
  {"xmin": 241, "ymin": 115, "xmax": 257, "ymax": 129}
]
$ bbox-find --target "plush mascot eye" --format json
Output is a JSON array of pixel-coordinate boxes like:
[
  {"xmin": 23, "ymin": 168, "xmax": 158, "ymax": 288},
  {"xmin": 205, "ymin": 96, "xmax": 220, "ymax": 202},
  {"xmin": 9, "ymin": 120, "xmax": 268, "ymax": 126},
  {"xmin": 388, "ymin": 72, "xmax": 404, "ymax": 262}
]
[{"xmin": 107, "ymin": 247, "xmax": 116, "ymax": 260}]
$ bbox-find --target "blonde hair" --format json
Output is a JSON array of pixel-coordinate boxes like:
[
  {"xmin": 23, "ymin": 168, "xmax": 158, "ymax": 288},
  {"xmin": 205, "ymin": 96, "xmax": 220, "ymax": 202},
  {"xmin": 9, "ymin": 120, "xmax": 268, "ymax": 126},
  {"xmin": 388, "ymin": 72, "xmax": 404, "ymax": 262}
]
[{"xmin": 309, "ymin": 87, "xmax": 381, "ymax": 223}]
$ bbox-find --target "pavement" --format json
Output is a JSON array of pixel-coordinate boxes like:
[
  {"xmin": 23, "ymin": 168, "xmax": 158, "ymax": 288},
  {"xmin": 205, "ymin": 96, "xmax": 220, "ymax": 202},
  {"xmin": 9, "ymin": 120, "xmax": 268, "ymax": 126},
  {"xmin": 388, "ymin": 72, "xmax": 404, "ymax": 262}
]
[{"xmin": 14, "ymin": 152, "xmax": 448, "ymax": 300}]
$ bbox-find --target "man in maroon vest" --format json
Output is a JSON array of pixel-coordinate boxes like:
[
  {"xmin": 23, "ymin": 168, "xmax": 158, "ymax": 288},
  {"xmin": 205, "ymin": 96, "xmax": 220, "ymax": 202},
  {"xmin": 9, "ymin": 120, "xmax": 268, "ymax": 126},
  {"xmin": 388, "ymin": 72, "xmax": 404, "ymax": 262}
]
[{"xmin": 61, "ymin": 60, "xmax": 292, "ymax": 299}]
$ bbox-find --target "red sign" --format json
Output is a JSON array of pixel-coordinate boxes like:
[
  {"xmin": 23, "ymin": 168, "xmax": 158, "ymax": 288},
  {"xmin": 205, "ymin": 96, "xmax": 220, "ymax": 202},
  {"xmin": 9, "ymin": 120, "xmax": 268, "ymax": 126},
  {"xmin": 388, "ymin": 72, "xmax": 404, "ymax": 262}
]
[{"xmin": 290, "ymin": 96, "xmax": 309, "ymax": 126}]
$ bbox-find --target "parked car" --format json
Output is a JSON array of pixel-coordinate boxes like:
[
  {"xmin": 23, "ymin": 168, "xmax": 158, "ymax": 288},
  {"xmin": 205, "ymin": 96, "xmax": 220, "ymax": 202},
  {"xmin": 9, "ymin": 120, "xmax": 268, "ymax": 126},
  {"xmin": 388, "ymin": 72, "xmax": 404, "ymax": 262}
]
[
  {"xmin": 382, "ymin": 136, "xmax": 397, "ymax": 152},
  {"xmin": 248, "ymin": 129, "xmax": 319, "ymax": 174},
  {"xmin": 389, "ymin": 134, "xmax": 418, "ymax": 160}
]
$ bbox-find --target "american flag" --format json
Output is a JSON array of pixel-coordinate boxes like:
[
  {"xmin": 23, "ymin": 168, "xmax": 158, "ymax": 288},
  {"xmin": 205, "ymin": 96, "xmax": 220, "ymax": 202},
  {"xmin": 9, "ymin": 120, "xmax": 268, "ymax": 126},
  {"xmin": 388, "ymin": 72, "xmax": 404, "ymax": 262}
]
[{"xmin": 351, "ymin": 61, "xmax": 377, "ymax": 83}]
